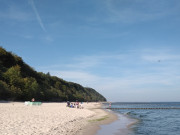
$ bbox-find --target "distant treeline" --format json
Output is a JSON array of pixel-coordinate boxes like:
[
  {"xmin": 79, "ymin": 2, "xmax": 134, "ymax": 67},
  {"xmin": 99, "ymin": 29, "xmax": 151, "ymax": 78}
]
[{"xmin": 0, "ymin": 47, "xmax": 106, "ymax": 102}]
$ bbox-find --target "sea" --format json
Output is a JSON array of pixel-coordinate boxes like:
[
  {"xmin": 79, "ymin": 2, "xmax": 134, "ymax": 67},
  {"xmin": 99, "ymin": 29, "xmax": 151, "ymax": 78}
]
[{"xmin": 96, "ymin": 102, "xmax": 180, "ymax": 135}]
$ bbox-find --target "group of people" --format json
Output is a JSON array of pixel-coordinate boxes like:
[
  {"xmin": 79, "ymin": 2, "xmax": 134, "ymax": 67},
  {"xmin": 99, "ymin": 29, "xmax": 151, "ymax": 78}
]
[{"xmin": 67, "ymin": 101, "xmax": 84, "ymax": 109}]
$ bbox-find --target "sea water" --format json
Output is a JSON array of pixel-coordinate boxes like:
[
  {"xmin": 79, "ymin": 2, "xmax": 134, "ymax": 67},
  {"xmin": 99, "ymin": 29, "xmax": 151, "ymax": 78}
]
[{"xmin": 97, "ymin": 102, "xmax": 180, "ymax": 135}]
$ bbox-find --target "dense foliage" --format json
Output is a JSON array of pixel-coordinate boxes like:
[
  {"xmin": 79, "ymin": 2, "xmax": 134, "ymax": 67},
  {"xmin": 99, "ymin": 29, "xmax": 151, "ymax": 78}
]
[{"xmin": 0, "ymin": 47, "xmax": 106, "ymax": 102}]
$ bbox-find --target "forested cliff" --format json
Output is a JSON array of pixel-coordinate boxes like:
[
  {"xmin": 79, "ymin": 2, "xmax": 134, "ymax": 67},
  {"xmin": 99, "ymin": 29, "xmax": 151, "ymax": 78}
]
[{"xmin": 0, "ymin": 47, "xmax": 106, "ymax": 102}]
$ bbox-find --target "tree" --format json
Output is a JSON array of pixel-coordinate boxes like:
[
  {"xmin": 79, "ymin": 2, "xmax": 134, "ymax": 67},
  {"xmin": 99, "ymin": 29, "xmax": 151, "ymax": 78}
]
[
  {"xmin": 4, "ymin": 65, "xmax": 23, "ymax": 87},
  {"xmin": 54, "ymin": 81, "xmax": 61, "ymax": 89},
  {"xmin": 0, "ymin": 47, "xmax": 106, "ymax": 102},
  {"xmin": 3, "ymin": 65, "xmax": 23, "ymax": 100},
  {"xmin": 0, "ymin": 80, "xmax": 10, "ymax": 100},
  {"xmin": 22, "ymin": 77, "xmax": 39, "ymax": 100},
  {"xmin": 9, "ymin": 85, "xmax": 22, "ymax": 100}
]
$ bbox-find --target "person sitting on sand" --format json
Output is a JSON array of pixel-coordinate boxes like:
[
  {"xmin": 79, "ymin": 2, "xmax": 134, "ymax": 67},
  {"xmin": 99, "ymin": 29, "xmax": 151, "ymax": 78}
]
[
  {"xmin": 76, "ymin": 101, "xmax": 79, "ymax": 109},
  {"xmin": 70, "ymin": 102, "xmax": 74, "ymax": 108},
  {"xmin": 67, "ymin": 101, "xmax": 70, "ymax": 107},
  {"xmin": 31, "ymin": 98, "xmax": 35, "ymax": 102}
]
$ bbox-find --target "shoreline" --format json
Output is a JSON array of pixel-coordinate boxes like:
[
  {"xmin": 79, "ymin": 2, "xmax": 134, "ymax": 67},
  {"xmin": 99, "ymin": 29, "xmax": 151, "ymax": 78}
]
[
  {"xmin": 80, "ymin": 103, "xmax": 139, "ymax": 135},
  {"xmin": 79, "ymin": 103, "xmax": 118, "ymax": 135}
]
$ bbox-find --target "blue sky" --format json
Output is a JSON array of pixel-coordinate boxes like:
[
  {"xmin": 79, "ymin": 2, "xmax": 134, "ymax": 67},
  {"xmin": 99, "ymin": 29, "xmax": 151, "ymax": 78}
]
[{"xmin": 1, "ymin": 0, "xmax": 180, "ymax": 102}]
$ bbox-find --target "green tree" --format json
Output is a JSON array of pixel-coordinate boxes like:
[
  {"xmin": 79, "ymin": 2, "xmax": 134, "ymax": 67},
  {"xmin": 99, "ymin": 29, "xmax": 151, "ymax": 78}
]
[
  {"xmin": 4, "ymin": 65, "xmax": 23, "ymax": 87},
  {"xmin": 3, "ymin": 65, "xmax": 23, "ymax": 99},
  {"xmin": 9, "ymin": 85, "xmax": 22, "ymax": 100},
  {"xmin": 0, "ymin": 47, "xmax": 106, "ymax": 102},
  {"xmin": 22, "ymin": 77, "xmax": 39, "ymax": 100},
  {"xmin": 0, "ymin": 80, "xmax": 10, "ymax": 99},
  {"xmin": 54, "ymin": 81, "xmax": 61, "ymax": 89},
  {"xmin": 0, "ymin": 47, "xmax": 7, "ymax": 55}
]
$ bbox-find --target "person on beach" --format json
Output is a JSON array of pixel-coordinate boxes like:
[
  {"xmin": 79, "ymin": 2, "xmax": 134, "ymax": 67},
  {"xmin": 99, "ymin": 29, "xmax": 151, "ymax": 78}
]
[
  {"xmin": 31, "ymin": 98, "xmax": 35, "ymax": 102},
  {"xmin": 76, "ymin": 100, "xmax": 79, "ymax": 108},
  {"xmin": 80, "ymin": 102, "xmax": 84, "ymax": 109},
  {"xmin": 109, "ymin": 102, "xmax": 111, "ymax": 108},
  {"xmin": 71, "ymin": 102, "xmax": 73, "ymax": 108},
  {"xmin": 67, "ymin": 101, "xmax": 70, "ymax": 107}
]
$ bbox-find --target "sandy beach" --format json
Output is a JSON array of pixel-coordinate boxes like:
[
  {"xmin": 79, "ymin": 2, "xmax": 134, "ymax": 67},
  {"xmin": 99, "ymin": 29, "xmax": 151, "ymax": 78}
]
[{"xmin": 0, "ymin": 102, "xmax": 117, "ymax": 135}]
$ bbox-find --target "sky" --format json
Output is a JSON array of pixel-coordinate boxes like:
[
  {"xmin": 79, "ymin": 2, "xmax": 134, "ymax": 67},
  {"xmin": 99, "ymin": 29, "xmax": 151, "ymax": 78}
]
[{"xmin": 1, "ymin": 0, "xmax": 180, "ymax": 102}]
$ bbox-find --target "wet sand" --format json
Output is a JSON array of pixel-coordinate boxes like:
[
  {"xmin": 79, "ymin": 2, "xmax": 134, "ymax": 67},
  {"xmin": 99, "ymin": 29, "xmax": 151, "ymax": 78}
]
[
  {"xmin": 96, "ymin": 113, "xmax": 138, "ymax": 135},
  {"xmin": 79, "ymin": 104, "xmax": 118, "ymax": 135},
  {"xmin": 80, "ymin": 104, "xmax": 138, "ymax": 135}
]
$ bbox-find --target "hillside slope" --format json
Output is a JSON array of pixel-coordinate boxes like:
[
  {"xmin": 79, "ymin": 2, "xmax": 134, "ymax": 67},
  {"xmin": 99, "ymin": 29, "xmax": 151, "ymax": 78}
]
[{"xmin": 0, "ymin": 47, "xmax": 106, "ymax": 102}]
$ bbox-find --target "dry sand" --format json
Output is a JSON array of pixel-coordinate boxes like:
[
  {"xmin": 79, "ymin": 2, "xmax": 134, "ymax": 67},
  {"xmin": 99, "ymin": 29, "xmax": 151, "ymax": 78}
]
[{"xmin": 0, "ymin": 102, "xmax": 117, "ymax": 135}]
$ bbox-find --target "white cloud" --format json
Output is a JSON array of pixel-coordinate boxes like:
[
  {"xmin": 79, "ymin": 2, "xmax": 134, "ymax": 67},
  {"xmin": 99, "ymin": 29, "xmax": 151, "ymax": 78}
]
[
  {"xmin": 37, "ymin": 54, "xmax": 125, "ymax": 70},
  {"xmin": 40, "ymin": 35, "xmax": 54, "ymax": 42},
  {"xmin": 38, "ymin": 49, "xmax": 180, "ymax": 101},
  {"xmin": 48, "ymin": 68, "xmax": 180, "ymax": 102},
  {"xmin": 66, "ymin": 54, "xmax": 125, "ymax": 69},
  {"xmin": 104, "ymin": 0, "xmax": 180, "ymax": 23},
  {"xmin": 28, "ymin": 0, "xmax": 46, "ymax": 32},
  {"xmin": 50, "ymin": 70, "xmax": 100, "ymax": 86},
  {"xmin": 0, "ymin": 5, "xmax": 31, "ymax": 21}
]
